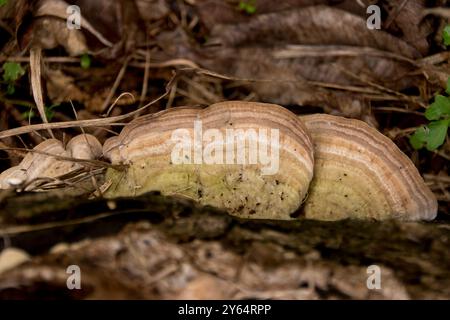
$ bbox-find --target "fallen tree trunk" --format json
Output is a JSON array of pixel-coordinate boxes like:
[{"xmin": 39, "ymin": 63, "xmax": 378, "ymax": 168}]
[{"xmin": 0, "ymin": 190, "xmax": 449, "ymax": 299}]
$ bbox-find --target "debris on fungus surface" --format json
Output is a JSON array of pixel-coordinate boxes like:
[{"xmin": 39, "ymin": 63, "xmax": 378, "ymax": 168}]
[
  {"xmin": 103, "ymin": 101, "xmax": 315, "ymax": 219},
  {"xmin": 0, "ymin": 134, "xmax": 102, "ymax": 191}
]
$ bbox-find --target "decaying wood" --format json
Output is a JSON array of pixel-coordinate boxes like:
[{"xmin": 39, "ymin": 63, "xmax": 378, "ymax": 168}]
[{"xmin": 0, "ymin": 191, "xmax": 449, "ymax": 299}]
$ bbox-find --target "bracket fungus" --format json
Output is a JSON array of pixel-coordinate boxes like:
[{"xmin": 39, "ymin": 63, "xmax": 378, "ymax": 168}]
[
  {"xmin": 1, "ymin": 103, "xmax": 436, "ymax": 221},
  {"xmin": 103, "ymin": 101, "xmax": 315, "ymax": 219},
  {"xmin": 104, "ymin": 103, "xmax": 437, "ymax": 221},
  {"xmin": 0, "ymin": 134, "xmax": 102, "ymax": 190},
  {"xmin": 300, "ymin": 114, "xmax": 437, "ymax": 221}
]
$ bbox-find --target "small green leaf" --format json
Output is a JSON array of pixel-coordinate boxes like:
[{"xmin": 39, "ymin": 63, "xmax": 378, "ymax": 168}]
[
  {"xmin": 80, "ymin": 54, "xmax": 91, "ymax": 69},
  {"xmin": 238, "ymin": 1, "xmax": 256, "ymax": 14},
  {"xmin": 21, "ymin": 109, "xmax": 35, "ymax": 120},
  {"xmin": 425, "ymin": 120, "xmax": 449, "ymax": 151},
  {"xmin": 425, "ymin": 95, "xmax": 450, "ymax": 121},
  {"xmin": 409, "ymin": 126, "xmax": 428, "ymax": 150},
  {"xmin": 45, "ymin": 104, "xmax": 59, "ymax": 121},
  {"xmin": 443, "ymin": 25, "xmax": 450, "ymax": 46},
  {"xmin": 245, "ymin": 4, "xmax": 256, "ymax": 14},
  {"xmin": 0, "ymin": 0, "xmax": 7, "ymax": 7},
  {"xmin": 410, "ymin": 120, "xmax": 449, "ymax": 151},
  {"xmin": 21, "ymin": 104, "xmax": 59, "ymax": 121},
  {"xmin": 2, "ymin": 62, "xmax": 25, "ymax": 82}
]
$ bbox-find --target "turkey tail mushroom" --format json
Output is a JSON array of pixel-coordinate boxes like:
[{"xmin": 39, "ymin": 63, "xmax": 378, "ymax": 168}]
[
  {"xmin": 103, "ymin": 101, "xmax": 315, "ymax": 219},
  {"xmin": 66, "ymin": 134, "xmax": 103, "ymax": 160},
  {"xmin": 0, "ymin": 139, "xmax": 66, "ymax": 190},
  {"xmin": 1, "ymin": 104, "xmax": 437, "ymax": 221},
  {"xmin": 300, "ymin": 114, "xmax": 437, "ymax": 221},
  {"xmin": 103, "ymin": 103, "xmax": 437, "ymax": 221},
  {"xmin": 0, "ymin": 134, "xmax": 102, "ymax": 190}
]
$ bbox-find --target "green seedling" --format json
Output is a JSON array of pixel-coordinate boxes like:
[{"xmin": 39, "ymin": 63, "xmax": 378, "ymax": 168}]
[
  {"xmin": 80, "ymin": 53, "xmax": 91, "ymax": 69},
  {"xmin": 238, "ymin": 0, "xmax": 256, "ymax": 14},
  {"xmin": 410, "ymin": 79, "xmax": 450, "ymax": 151},
  {"xmin": 443, "ymin": 25, "xmax": 450, "ymax": 47},
  {"xmin": 21, "ymin": 104, "xmax": 60, "ymax": 121},
  {"xmin": 2, "ymin": 62, "xmax": 25, "ymax": 95}
]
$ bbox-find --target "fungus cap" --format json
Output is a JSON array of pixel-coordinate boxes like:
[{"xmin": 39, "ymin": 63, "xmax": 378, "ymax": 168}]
[
  {"xmin": 66, "ymin": 134, "xmax": 103, "ymax": 160},
  {"xmin": 0, "ymin": 134, "xmax": 102, "ymax": 190},
  {"xmin": 300, "ymin": 114, "xmax": 437, "ymax": 221},
  {"xmin": 103, "ymin": 101, "xmax": 315, "ymax": 219}
]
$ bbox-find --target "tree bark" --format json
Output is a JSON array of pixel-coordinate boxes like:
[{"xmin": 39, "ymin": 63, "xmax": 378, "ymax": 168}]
[{"xmin": 0, "ymin": 190, "xmax": 449, "ymax": 299}]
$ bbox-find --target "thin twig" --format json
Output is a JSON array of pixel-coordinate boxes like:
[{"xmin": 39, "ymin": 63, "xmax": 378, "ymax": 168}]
[
  {"xmin": 0, "ymin": 147, "xmax": 121, "ymax": 169},
  {"xmin": 0, "ymin": 73, "xmax": 178, "ymax": 139},
  {"xmin": 100, "ymin": 55, "xmax": 133, "ymax": 113},
  {"xmin": 139, "ymin": 49, "xmax": 151, "ymax": 107},
  {"xmin": 104, "ymin": 92, "xmax": 136, "ymax": 117}
]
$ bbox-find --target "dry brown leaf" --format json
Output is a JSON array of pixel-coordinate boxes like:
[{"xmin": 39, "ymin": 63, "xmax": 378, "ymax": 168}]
[
  {"xmin": 208, "ymin": 5, "xmax": 421, "ymax": 59},
  {"xmin": 195, "ymin": 0, "xmax": 372, "ymax": 30},
  {"xmin": 156, "ymin": 27, "xmax": 422, "ymax": 121},
  {"xmin": 46, "ymin": 69, "xmax": 90, "ymax": 104},
  {"xmin": 136, "ymin": 0, "xmax": 170, "ymax": 21},
  {"xmin": 382, "ymin": 0, "xmax": 432, "ymax": 55}
]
